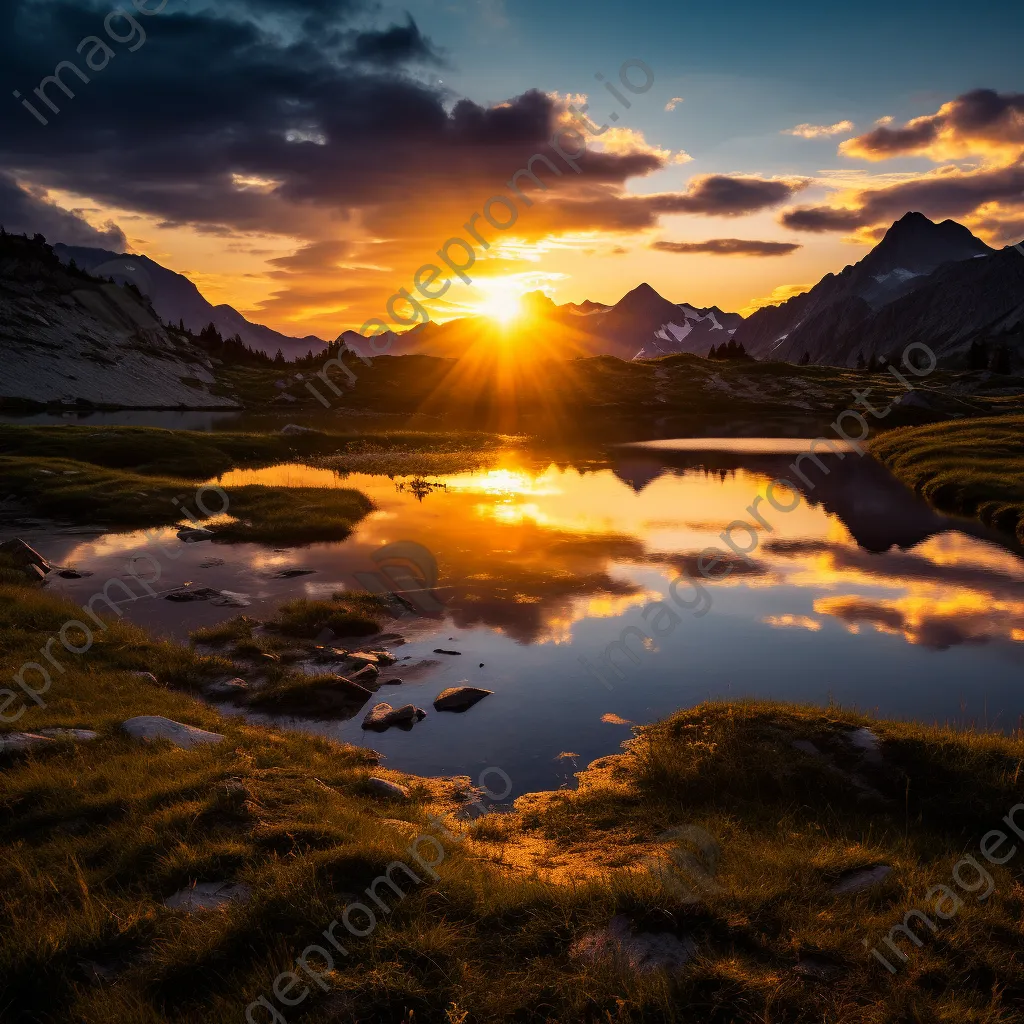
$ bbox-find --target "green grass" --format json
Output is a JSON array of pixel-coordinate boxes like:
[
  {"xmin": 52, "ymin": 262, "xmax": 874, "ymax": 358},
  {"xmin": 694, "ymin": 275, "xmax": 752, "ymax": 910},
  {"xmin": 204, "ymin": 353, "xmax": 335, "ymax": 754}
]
[
  {"xmin": 272, "ymin": 593, "xmax": 389, "ymax": 639},
  {"xmin": 869, "ymin": 414, "xmax": 1024, "ymax": 540},
  {"xmin": 4, "ymin": 570, "xmax": 1024, "ymax": 1022},
  {"xmin": 0, "ymin": 454, "xmax": 375, "ymax": 544}
]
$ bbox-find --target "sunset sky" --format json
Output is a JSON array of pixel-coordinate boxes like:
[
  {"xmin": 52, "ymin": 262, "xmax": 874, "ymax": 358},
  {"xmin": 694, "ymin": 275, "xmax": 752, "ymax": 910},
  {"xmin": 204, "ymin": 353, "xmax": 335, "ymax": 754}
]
[{"xmin": 2, "ymin": 0, "xmax": 1023, "ymax": 340}]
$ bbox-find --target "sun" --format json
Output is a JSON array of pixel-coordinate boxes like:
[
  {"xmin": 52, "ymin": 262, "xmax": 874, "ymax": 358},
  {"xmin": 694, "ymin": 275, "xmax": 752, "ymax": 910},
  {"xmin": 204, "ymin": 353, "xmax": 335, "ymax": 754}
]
[{"xmin": 475, "ymin": 282, "xmax": 524, "ymax": 325}]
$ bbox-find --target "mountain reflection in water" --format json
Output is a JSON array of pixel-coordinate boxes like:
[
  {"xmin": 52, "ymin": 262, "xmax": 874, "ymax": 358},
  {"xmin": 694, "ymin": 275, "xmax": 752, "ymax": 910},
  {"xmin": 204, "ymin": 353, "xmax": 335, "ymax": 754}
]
[{"xmin": 21, "ymin": 444, "xmax": 1024, "ymax": 793}]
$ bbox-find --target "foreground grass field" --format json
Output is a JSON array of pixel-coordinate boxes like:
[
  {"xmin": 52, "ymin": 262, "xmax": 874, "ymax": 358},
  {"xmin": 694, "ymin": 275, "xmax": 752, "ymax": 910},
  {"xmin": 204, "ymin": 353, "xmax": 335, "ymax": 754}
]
[
  {"xmin": 870, "ymin": 414, "xmax": 1024, "ymax": 541},
  {"xmin": 3, "ymin": 572, "xmax": 1024, "ymax": 1023}
]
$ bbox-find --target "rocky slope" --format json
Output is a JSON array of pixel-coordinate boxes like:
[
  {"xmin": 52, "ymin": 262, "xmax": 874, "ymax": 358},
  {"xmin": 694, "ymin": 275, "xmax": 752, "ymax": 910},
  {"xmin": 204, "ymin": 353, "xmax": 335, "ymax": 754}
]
[
  {"xmin": 54, "ymin": 244, "xmax": 325, "ymax": 361},
  {"xmin": 0, "ymin": 233, "xmax": 238, "ymax": 408},
  {"xmin": 734, "ymin": 212, "xmax": 1004, "ymax": 366}
]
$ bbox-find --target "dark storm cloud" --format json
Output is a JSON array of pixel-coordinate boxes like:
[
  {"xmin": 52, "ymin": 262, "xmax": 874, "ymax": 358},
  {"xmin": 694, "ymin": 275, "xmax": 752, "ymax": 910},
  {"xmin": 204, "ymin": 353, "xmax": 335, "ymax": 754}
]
[
  {"xmin": 345, "ymin": 16, "xmax": 444, "ymax": 66},
  {"xmin": 651, "ymin": 238, "xmax": 801, "ymax": 256},
  {"xmin": 0, "ymin": 171, "xmax": 126, "ymax": 248}
]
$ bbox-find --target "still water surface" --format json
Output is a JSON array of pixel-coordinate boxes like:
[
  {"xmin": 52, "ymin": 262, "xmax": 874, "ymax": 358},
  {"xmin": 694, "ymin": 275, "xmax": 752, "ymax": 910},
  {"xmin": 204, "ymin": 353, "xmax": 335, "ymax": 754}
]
[{"xmin": 12, "ymin": 443, "xmax": 1024, "ymax": 795}]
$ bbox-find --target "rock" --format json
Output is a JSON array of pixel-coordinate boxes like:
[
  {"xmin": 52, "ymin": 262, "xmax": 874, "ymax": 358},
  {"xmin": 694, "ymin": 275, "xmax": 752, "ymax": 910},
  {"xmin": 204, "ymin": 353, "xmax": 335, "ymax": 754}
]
[
  {"xmin": 346, "ymin": 651, "xmax": 380, "ymax": 667},
  {"xmin": 433, "ymin": 686, "xmax": 493, "ymax": 712},
  {"xmin": 199, "ymin": 557, "xmax": 226, "ymax": 568},
  {"xmin": 349, "ymin": 663, "xmax": 380, "ymax": 686},
  {"xmin": 830, "ymin": 864, "xmax": 892, "ymax": 894},
  {"xmin": 24, "ymin": 564, "xmax": 47, "ymax": 582},
  {"xmin": 122, "ymin": 716, "xmax": 226, "ymax": 749},
  {"xmin": 0, "ymin": 732, "xmax": 58, "ymax": 753},
  {"xmin": 368, "ymin": 650, "xmax": 398, "ymax": 665},
  {"xmin": 163, "ymin": 881, "xmax": 251, "ymax": 912},
  {"xmin": 383, "ymin": 677, "xmax": 404, "ymax": 685},
  {"xmin": 366, "ymin": 777, "xmax": 410, "ymax": 800},
  {"xmin": 433, "ymin": 648, "xmax": 462, "ymax": 656},
  {"xmin": 272, "ymin": 567, "xmax": 316, "ymax": 579},
  {"xmin": 362, "ymin": 703, "xmax": 396, "ymax": 729},
  {"xmin": 311, "ymin": 645, "xmax": 350, "ymax": 663},
  {"xmin": 38, "ymin": 728, "xmax": 99, "ymax": 741},
  {"xmin": 847, "ymin": 727, "xmax": 883, "ymax": 763},
  {"xmin": 0, "ymin": 538, "xmax": 51, "ymax": 571},
  {"xmin": 165, "ymin": 586, "xmax": 221, "ymax": 602},
  {"xmin": 177, "ymin": 527, "xmax": 214, "ymax": 542},
  {"xmin": 279, "ymin": 423, "xmax": 321, "ymax": 435},
  {"xmin": 129, "ymin": 671, "xmax": 159, "ymax": 685},
  {"xmin": 361, "ymin": 702, "xmax": 426, "ymax": 730},
  {"xmin": 58, "ymin": 568, "xmax": 91, "ymax": 579},
  {"xmin": 257, "ymin": 651, "xmax": 281, "ymax": 664},
  {"xmin": 205, "ymin": 677, "xmax": 249, "ymax": 700},
  {"xmin": 390, "ymin": 704, "xmax": 427, "ymax": 723},
  {"xmin": 571, "ymin": 916, "xmax": 697, "ymax": 973},
  {"xmin": 210, "ymin": 591, "xmax": 250, "ymax": 608}
]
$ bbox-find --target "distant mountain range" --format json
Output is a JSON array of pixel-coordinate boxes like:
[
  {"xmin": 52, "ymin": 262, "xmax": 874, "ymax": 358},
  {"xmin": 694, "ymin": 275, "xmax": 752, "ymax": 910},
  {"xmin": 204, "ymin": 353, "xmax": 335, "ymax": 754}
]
[
  {"xmin": 40, "ymin": 212, "xmax": 1024, "ymax": 371},
  {"xmin": 53, "ymin": 245, "xmax": 326, "ymax": 361}
]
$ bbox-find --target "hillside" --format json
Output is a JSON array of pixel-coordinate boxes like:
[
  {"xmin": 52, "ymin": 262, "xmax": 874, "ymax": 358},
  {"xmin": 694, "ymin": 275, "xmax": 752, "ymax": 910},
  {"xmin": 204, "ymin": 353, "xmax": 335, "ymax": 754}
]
[
  {"xmin": 0, "ymin": 233, "xmax": 237, "ymax": 409},
  {"xmin": 54, "ymin": 245, "xmax": 326, "ymax": 361}
]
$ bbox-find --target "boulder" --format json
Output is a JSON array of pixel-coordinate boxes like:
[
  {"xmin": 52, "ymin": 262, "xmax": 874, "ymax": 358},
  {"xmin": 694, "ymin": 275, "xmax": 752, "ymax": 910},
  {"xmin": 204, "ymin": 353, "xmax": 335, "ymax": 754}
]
[
  {"xmin": 361, "ymin": 702, "xmax": 426, "ymax": 731},
  {"xmin": 163, "ymin": 881, "xmax": 251, "ymax": 913},
  {"xmin": 368, "ymin": 650, "xmax": 398, "ymax": 666},
  {"xmin": 0, "ymin": 538, "xmax": 51, "ymax": 571},
  {"xmin": 122, "ymin": 716, "xmax": 226, "ymax": 749},
  {"xmin": 433, "ymin": 686, "xmax": 493, "ymax": 712},
  {"xmin": 346, "ymin": 651, "xmax": 380, "ymax": 667},
  {"xmin": 366, "ymin": 777, "xmax": 410, "ymax": 800}
]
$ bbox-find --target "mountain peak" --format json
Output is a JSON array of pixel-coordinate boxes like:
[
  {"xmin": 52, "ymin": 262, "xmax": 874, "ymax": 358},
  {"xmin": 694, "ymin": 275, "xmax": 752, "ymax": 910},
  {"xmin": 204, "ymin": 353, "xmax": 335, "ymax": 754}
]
[{"xmin": 871, "ymin": 211, "xmax": 992, "ymax": 272}]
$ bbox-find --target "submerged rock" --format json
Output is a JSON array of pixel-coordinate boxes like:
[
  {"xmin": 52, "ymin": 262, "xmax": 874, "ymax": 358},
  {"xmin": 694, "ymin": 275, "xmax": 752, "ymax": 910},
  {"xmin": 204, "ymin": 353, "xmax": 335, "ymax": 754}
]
[
  {"xmin": 163, "ymin": 881, "xmax": 251, "ymax": 913},
  {"xmin": 272, "ymin": 567, "xmax": 316, "ymax": 579},
  {"xmin": 122, "ymin": 716, "xmax": 226, "ymax": 749},
  {"xmin": 433, "ymin": 686, "xmax": 493, "ymax": 712},
  {"xmin": 165, "ymin": 586, "xmax": 221, "ymax": 602}
]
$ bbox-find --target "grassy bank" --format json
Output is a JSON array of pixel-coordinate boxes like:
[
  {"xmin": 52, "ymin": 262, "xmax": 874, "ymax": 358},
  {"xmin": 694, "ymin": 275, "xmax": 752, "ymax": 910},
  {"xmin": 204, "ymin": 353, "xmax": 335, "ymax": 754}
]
[
  {"xmin": 870, "ymin": 414, "xmax": 1024, "ymax": 541},
  {"xmin": 0, "ymin": 424, "xmax": 516, "ymax": 543},
  {"xmin": 3, "ymin": 574, "xmax": 1024, "ymax": 1021}
]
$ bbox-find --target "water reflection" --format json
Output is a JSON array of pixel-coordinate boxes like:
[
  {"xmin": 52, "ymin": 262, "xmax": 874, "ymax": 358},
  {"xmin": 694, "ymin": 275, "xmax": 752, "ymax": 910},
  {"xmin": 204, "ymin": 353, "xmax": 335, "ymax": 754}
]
[{"xmin": 11, "ymin": 444, "xmax": 1024, "ymax": 792}]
